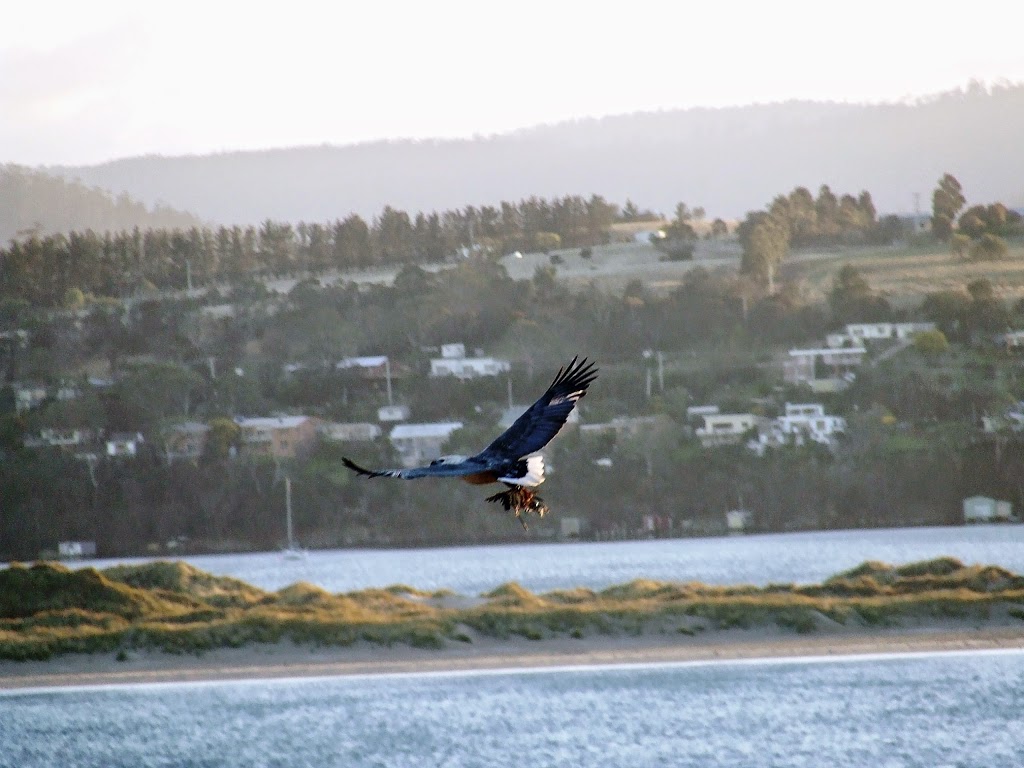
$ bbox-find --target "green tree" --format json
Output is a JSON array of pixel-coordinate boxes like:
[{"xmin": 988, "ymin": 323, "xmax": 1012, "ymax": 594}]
[
  {"xmin": 913, "ymin": 329, "xmax": 949, "ymax": 356},
  {"xmin": 738, "ymin": 211, "xmax": 789, "ymax": 293},
  {"xmin": 657, "ymin": 202, "xmax": 699, "ymax": 260},
  {"xmin": 950, "ymin": 232, "xmax": 971, "ymax": 258},
  {"xmin": 533, "ymin": 231, "xmax": 561, "ymax": 253},
  {"xmin": 204, "ymin": 417, "xmax": 241, "ymax": 461},
  {"xmin": 931, "ymin": 173, "xmax": 966, "ymax": 241},
  {"xmin": 829, "ymin": 265, "xmax": 891, "ymax": 325},
  {"xmin": 969, "ymin": 233, "xmax": 1009, "ymax": 261}
]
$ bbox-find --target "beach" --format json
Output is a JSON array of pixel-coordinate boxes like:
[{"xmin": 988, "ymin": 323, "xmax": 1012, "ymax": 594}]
[{"xmin": 3, "ymin": 625, "xmax": 1022, "ymax": 690}]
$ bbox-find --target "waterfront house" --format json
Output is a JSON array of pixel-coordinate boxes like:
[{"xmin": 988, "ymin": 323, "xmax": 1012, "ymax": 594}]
[
  {"xmin": 963, "ymin": 496, "xmax": 1016, "ymax": 524},
  {"xmin": 389, "ymin": 421, "xmax": 464, "ymax": 467}
]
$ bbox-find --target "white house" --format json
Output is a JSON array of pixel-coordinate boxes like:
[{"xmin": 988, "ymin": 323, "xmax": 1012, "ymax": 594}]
[
  {"xmin": 579, "ymin": 415, "xmax": 659, "ymax": 438},
  {"xmin": 106, "ymin": 432, "xmax": 144, "ymax": 457},
  {"xmin": 58, "ymin": 541, "xmax": 97, "ymax": 560},
  {"xmin": 686, "ymin": 404, "xmax": 720, "ymax": 423},
  {"xmin": 695, "ymin": 413, "xmax": 759, "ymax": 447},
  {"xmin": 14, "ymin": 385, "xmax": 47, "ymax": 413},
  {"xmin": 751, "ymin": 403, "xmax": 845, "ymax": 453},
  {"xmin": 378, "ymin": 404, "xmax": 411, "ymax": 422},
  {"xmin": 429, "ymin": 343, "xmax": 510, "ymax": 380},
  {"xmin": 963, "ymin": 496, "xmax": 1016, "ymax": 524},
  {"xmin": 777, "ymin": 403, "xmax": 846, "ymax": 443},
  {"xmin": 725, "ymin": 509, "xmax": 753, "ymax": 534},
  {"xmin": 24, "ymin": 428, "xmax": 92, "ymax": 450},
  {"xmin": 319, "ymin": 422, "xmax": 383, "ymax": 442},
  {"xmin": 165, "ymin": 422, "xmax": 211, "ymax": 461},
  {"xmin": 336, "ymin": 355, "xmax": 390, "ymax": 378},
  {"xmin": 784, "ymin": 347, "xmax": 867, "ymax": 386},
  {"xmin": 827, "ymin": 322, "xmax": 936, "ymax": 348},
  {"xmin": 389, "ymin": 421, "xmax": 464, "ymax": 467},
  {"xmin": 430, "ymin": 355, "xmax": 511, "ymax": 380}
]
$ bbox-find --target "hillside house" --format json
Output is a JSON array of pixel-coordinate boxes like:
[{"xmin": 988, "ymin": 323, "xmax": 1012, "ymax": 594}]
[
  {"xmin": 336, "ymin": 355, "xmax": 390, "ymax": 379},
  {"xmin": 695, "ymin": 413, "xmax": 759, "ymax": 447},
  {"xmin": 378, "ymin": 404, "xmax": 411, "ymax": 422},
  {"xmin": 826, "ymin": 322, "xmax": 936, "ymax": 348},
  {"xmin": 23, "ymin": 427, "xmax": 93, "ymax": 450},
  {"xmin": 430, "ymin": 343, "xmax": 510, "ymax": 380},
  {"xmin": 319, "ymin": 422, "xmax": 383, "ymax": 442},
  {"xmin": 389, "ymin": 421, "xmax": 463, "ymax": 467},
  {"xmin": 165, "ymin": 422, "xmax": 211, "ymax": 462},
  {"xmin": 784, "ymin": 347, "xmax": 866, "ymax": 388},
  {"xmin": 234, "ymin": 416, "xmax": 320, "ymax": 460},
  {"xmin": 750, "ymin": 403, "xmax": 845, "ymax": 453},
  {"xmin": 579, "ymin": 415, "xmax": 660, "ymax": 439},
  {"xmin": 430, "ymin": 355, "xmax": 511, "ymax": 380},
  {"xmin": 777, "ymin": 403, "xmax": 846, "ymax": 442},
  {"xmin": 107, "ymin": 432, "xmax": 144, "ymax": 457},
  {"xmin": 686, "ymin": 404, "xmax": 720, "ymax": 425},
  {"xmin": 14, "ymin": 385, "xmax": 47, "ymax": 413}
]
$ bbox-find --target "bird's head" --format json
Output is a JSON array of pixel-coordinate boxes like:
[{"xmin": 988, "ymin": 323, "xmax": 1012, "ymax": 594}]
[{"xmin": 430, "ymin": 454, "xmax": 467, "ymax": 466}]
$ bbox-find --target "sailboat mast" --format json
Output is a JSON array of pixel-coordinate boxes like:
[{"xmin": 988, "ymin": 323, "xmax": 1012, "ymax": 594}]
[{"xmin": 285, "ymin": 476, "xmax": 294, "ymax": 547}]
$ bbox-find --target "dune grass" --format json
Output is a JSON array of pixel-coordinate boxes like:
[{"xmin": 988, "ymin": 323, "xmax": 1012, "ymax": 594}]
[{"xmin": 1, "ymin": 557, "xmax": 1023, "ymax": 661}]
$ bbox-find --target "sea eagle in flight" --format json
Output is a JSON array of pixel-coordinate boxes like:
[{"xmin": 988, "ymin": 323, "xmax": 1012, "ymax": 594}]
[{"xmin": 342, "ymin": 356, "xmax": 598, "ymax": 529}]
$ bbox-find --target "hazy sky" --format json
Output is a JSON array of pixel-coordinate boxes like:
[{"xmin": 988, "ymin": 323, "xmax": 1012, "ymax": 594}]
[{"xmin": 4, "ymin": 0, "xmax": 1023, "ymax": 167}]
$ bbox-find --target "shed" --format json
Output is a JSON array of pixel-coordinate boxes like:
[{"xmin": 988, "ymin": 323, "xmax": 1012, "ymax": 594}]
[{"xmin": 963, "ymin": 496, "xmax": 1015, "ymax": 523}]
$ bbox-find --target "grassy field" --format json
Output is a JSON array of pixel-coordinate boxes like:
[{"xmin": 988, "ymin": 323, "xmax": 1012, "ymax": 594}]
[
  {"xmin": 2, "ymin": 558, "xmax": 1023, "ymax": 661},
  {"xmin": 311, "ymin": 236, "xmax": 1024, "ymax": 306},
  {"xmin": 780, "ymin": 241, "xmax": 1024, "ymax": 308}
]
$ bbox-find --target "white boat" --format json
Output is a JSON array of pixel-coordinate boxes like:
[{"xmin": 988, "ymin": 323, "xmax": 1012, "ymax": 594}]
[{"xmin": 282, "ymin": 476, "xmax": 306, "ymax": 560}]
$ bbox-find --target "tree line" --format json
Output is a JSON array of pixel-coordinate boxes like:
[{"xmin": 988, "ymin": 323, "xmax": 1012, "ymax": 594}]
[{"xmin": 0, "ymin": 194, "xmax": 627, "ymax": 308}]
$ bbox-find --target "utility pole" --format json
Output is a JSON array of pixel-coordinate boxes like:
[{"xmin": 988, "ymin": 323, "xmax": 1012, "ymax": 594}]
[{"xmin": 385, "ymin": 357, "xmax": 393, "ymax": 405}]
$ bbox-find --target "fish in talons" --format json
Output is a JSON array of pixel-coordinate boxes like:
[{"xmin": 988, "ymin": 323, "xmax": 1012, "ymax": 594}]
[{"xmin": 485, "ymin": 486, "xmax": 549, "ymax": 530}]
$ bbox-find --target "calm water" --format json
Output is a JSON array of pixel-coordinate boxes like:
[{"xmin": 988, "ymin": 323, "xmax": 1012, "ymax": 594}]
[
  {"xmin": 69, "ymin": 524, "xmax": 1024, "ymax": 594},
  {"xmin": 2, "ymin": 650, "xmax": 1023, "ymax": 768}
]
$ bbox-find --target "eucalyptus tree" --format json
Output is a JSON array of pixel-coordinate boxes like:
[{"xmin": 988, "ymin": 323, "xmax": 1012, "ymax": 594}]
[
  {"xmin": 931, "ymin": 173, "xmax": 966, "ymax": 241},
  {"xmin": 738, "ymin": 210, "xmax": 789, "ymax": 293}
]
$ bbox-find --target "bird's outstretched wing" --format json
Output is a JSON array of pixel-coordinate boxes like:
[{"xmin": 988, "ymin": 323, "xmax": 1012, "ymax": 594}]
[
  {"xmin": 341, "ymin": 456, "xmax": 484, "ymax": 480},
  {"xmin": 477, "ymin": 356, "xmax": 597, "ymax": 462}
]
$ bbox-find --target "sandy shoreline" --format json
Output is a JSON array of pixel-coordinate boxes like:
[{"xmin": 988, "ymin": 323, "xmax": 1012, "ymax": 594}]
[{"xmin": 3, "ymin": 626, "xmax": 1022, "ymax": 690}]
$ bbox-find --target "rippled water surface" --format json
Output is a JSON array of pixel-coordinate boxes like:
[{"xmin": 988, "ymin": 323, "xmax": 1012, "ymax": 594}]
[
  {"xmin": 66, "ymin": 524, "xmax": 1024, "ymax": 594},
  {"xmin": 3, "ymin": 651, "xmax": 1023, "ymax": 768}
]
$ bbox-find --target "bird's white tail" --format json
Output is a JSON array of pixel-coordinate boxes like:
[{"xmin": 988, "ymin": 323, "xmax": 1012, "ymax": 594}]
[{"xmin": 500, "ymin": 455, "xmax": 545, "ymax": 487}]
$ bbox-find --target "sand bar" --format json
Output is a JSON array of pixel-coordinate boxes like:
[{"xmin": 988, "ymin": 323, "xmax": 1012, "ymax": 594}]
[{"xmin": 3, "ymin": 626, "xmax": 1022, "ymax": 691}]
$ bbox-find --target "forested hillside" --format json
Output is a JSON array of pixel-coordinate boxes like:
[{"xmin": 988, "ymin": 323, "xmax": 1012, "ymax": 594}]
[
  {"xmin": 45, "ymin": 83, "xmax": 1024, "ymax": 225},
  {"xmin": 0, "ymin": 165, "xmax": 203, "ymax": 244},
  {"xmin": 3, "ymin": 169, "xmax": 1024, "ymax": 561}
]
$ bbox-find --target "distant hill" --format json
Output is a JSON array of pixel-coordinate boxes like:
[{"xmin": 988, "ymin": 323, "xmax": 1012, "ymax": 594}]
[
  {"xmin": 0, "ymin": 165, "xmax": 204, "ymax": 244},
  {"xmin": 44, "ymin": 83, "xmax": 1024, "ymax": 225}
]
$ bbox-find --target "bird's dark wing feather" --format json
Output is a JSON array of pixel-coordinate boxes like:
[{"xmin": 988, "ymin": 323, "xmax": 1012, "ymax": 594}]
[
  {"xmin": 476, "ymin": 356, "xmax": 597, "ymax": 462},
  {"xmin": 341, "ymin": 456, "xmax": 484, "ymax": 479}
]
